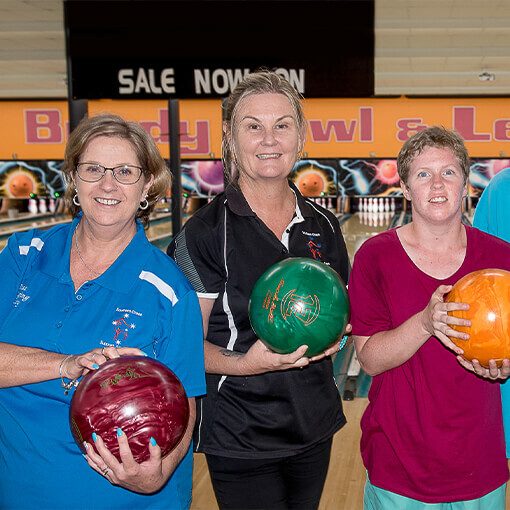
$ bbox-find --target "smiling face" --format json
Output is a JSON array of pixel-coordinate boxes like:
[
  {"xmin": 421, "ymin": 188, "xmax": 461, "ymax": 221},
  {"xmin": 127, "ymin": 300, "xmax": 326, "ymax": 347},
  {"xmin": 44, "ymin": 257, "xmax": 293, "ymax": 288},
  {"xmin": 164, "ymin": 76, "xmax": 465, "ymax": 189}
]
[
  {"xmin": 401, "ymin": 146, "xmax": 467, "ymax": 225},
  {"xmin": 232, "ymin": 93, "xmax": 303, "ymax": 185},
  {"xmin": 75, "ymin": 135, "xmax": 153, "ymax": 230}
]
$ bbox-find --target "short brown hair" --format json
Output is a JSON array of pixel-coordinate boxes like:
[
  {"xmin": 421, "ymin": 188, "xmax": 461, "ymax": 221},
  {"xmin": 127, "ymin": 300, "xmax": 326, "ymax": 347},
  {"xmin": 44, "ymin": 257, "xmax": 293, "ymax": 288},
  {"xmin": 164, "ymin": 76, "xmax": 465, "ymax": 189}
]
[
  {"xmin": 397, "ymin": 126, "xmax": 470, "ymax": 185},
  {"xmin": 222, "ymin": 70, "xmax": 306, "ymax": 184},
  {"xmin": 62, "ymin": 113, "xmax": 170, "ymax": 226}
]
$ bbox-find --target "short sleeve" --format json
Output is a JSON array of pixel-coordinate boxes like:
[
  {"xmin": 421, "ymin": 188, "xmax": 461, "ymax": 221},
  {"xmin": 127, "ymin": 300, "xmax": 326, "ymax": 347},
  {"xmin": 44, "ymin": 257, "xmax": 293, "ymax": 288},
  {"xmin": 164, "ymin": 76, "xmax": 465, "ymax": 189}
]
[
  {"xmin": 348, "ymin": 241, "xmax": 392, "ymax": 337},
  {"xmin": 157, "ymin": 289, "xmax": 206, "ymax": 398},
  {"xmin": 0, "ymin": 234, "xmax": 25, "ymax": 322},
  {"xmin": 168, "ymin": 216, "xmax": 225, "ymax": 299}
]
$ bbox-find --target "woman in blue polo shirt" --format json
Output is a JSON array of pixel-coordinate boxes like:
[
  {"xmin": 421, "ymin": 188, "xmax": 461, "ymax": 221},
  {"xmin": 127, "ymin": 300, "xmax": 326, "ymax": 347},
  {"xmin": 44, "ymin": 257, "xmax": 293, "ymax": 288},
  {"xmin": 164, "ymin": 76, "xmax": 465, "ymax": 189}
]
[
  {"xmin": 169, "ymin": 71, "xmax": 350, "ymax": 510},
  {"xmin": 0, "ymin": 114, "xmax": 205, "ymax": 509}
]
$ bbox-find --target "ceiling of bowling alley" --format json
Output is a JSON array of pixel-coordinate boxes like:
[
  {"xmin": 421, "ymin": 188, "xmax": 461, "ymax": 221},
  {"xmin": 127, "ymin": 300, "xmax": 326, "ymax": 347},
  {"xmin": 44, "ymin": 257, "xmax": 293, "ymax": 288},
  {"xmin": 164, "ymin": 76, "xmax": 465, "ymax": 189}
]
[{"xmin": 0, "ymin": 0, "xmax": 509, "ymax": 99}]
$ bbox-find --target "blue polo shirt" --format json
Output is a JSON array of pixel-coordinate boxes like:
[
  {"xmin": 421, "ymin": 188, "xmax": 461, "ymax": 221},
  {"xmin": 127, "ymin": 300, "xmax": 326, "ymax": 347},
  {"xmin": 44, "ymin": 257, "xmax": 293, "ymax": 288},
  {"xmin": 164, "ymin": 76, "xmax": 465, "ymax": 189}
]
[{"xmin": 0, "ymin": 216, "xmax": 205, "ymax": 510}]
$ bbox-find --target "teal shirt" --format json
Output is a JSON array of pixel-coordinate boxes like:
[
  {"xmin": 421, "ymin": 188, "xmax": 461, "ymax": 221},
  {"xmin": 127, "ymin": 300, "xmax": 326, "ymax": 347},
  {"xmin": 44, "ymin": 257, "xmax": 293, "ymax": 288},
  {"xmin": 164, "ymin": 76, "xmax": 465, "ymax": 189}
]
[{"xmin": 473, "ymin": 167, "xmax": 510, "ymax": 458}]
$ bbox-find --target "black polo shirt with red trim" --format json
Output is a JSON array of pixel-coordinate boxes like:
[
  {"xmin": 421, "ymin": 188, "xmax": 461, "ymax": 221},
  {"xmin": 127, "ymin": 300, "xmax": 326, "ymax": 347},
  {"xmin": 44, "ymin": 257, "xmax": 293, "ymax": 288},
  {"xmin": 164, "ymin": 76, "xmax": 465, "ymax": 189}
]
[{"xmin": 168, "ymin": 181, "xmax": 349, "ymax": 459}]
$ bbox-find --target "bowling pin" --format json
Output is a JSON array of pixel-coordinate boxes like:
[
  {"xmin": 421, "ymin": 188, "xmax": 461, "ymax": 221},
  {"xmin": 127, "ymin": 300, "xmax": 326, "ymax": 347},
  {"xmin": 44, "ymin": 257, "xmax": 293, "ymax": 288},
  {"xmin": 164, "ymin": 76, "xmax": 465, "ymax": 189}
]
[
  {"xmin": 38, "ymin": 198, "xmax": 47, "ymax": 214},
  {"xmin": 28, "ymin": 198, "xmax": 38, "ymax": 215},
  {"xmin": 48, "ymin": 198, "xmax": 56, "ymax": 213},
  {"xmin": 384, "ymin": 197, "xmax": 390, "ymax": 212},
  {"xmin": 378, "ymin": 197, "xmax": 384, "ymax": 213},
  {"xmin": 390, "ymin": 197, "xmax": 396, "ymax": 212},
  {"xmin": 327, "ymin": 197, "xmax": 333, "ymax": 210}
]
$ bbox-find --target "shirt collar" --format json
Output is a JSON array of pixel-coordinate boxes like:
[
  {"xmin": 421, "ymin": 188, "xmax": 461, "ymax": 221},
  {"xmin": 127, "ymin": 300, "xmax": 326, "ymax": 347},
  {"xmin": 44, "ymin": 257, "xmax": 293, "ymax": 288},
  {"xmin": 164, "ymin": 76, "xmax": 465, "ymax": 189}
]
[
  {"xmin": 225, "ymin": 179, "xmax": 313, "ymax": 218},
  {"xmin": 41, "ymin": 213, "xmax": 151, "ymax": 294}
]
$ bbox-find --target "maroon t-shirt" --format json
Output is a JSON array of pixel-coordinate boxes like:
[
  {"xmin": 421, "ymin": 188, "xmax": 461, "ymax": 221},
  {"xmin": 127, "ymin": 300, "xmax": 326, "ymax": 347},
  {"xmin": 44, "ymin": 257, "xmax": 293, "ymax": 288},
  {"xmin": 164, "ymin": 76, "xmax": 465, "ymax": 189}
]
[{"xmin": 349, "ymin": 225, "xmax": 510, "ymax": 503}]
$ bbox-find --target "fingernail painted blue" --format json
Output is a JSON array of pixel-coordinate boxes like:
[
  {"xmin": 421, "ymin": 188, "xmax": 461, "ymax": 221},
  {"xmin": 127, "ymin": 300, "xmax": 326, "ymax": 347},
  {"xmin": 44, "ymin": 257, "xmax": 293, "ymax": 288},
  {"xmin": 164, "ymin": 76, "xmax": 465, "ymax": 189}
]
[
  {"xmin": 117, "ymin": 427, "xmax": 123, "ymax": 437},
  {"xmin": 92, "ymin": 432, "xmax": 97, "ymax": 442},
  {"xmin": 150, "ymin": 437, "xmax": 157, "ymax": 446},
  {"xmin": 92, "ymin": 363, "xmax": 99, "ymax": 369}
]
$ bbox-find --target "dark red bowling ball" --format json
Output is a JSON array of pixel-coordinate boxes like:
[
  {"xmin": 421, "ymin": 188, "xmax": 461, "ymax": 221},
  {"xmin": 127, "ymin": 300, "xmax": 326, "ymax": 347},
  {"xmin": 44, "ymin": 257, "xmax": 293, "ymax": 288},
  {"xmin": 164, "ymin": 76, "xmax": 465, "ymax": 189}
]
[{"xmin": 70, "ymin": 356, "xmax": 189, "ymax": 463}]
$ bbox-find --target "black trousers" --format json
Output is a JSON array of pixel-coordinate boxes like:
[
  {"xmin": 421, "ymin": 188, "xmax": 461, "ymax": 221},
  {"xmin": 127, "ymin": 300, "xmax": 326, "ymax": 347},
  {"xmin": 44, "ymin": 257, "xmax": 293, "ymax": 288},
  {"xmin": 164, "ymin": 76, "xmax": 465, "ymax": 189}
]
[{"xmin": 205, "ymin": 438, "xmax": 333, "ymax": 510}]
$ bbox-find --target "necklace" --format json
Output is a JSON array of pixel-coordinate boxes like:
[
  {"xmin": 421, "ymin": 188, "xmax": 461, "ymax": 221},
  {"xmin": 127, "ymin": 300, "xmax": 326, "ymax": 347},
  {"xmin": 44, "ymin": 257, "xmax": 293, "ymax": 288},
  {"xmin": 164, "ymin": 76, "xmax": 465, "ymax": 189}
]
[{"xmin": 74, "ymin": 230, "xmax": 102, "ymax": 277}]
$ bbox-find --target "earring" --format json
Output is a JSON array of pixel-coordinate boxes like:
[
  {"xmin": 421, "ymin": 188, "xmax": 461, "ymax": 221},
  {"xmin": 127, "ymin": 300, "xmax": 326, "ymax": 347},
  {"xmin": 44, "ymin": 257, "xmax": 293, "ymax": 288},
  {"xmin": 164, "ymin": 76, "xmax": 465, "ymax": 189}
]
[
  {"xmin": 139, "ymin": 198, "xmax": 149, "ymax": 210},
  {"xmin": 73, "ymin": 193, "xmax": 80, "ymax": 207}
]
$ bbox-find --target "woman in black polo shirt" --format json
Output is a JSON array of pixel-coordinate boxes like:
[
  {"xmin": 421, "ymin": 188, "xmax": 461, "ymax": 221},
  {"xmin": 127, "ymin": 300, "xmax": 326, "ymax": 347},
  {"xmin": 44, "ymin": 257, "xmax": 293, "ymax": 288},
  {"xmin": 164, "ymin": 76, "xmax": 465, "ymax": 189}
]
[{"xmin": 169, "ymin": 71, "xmax": 350, "ymax": 510}]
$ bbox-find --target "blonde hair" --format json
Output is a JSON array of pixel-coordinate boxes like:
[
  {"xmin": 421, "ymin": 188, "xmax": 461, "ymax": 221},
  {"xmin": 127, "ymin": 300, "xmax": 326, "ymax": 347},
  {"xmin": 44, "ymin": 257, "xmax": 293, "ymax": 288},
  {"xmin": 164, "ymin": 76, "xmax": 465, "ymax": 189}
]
[
  {"xmin": 62, "ymin": 113, "xmax": 170, "ymax": 226},
  {"xmin": 222, "ymin": 70, "xmax": 306, "ymax": 184}
]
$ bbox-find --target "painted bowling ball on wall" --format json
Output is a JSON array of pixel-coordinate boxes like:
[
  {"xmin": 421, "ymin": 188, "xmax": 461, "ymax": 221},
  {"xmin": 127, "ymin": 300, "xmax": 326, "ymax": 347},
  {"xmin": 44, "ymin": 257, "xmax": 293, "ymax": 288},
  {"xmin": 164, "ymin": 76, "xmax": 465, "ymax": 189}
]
[
  {"xmin": 297, "ymin": 171, "xmax": 325, "ymax": 197},
  {"xmin": 70, "ymin": 356, "xmax": 189, "ymax": 463},
  {"xmin": 193, "ymin": 160, "xmax": 224, "ymax": 193},
  {"xmin": 4, "ymin": 168, "xmax": 37, "ymax": 198},
  {"xmin": 446, "ymin": 268, "xmax": 510, "ymax": 367},
  {"xmin": 249, "ymin": 258, "xmax": 350, "ymax": 357}
]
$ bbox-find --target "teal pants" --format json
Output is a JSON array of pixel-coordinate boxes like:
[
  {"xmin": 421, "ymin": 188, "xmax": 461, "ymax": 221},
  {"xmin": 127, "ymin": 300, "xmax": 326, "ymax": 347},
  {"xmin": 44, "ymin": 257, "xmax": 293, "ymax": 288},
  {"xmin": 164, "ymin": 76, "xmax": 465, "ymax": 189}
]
[{"xmin": 364, "ymin": 478, "xmax": 506, "ymax": 510}]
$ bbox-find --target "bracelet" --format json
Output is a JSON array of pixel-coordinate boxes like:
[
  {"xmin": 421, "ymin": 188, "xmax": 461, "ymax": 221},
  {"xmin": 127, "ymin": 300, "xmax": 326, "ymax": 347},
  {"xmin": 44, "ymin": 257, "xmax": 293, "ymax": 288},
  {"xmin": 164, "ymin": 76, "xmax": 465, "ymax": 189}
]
[
  {"xmin": 59, "ymin": 355, "xmax": 79, "ymax": 396},
  {"xmin": 338, "ymin": 335, "xmax": 349, "ymax": 351}
]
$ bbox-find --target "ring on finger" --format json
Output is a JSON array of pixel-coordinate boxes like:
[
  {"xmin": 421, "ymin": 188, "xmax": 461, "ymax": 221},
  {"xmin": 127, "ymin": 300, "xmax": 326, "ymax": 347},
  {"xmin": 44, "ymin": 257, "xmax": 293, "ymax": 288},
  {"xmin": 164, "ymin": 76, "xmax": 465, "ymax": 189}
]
[
  {"xmin": 101, "ymin": 347, "xmax": 106, "ymax": 356},
  {"xmin": 102, "ymin": 467, "xmax": 110, "ymax": 476}
]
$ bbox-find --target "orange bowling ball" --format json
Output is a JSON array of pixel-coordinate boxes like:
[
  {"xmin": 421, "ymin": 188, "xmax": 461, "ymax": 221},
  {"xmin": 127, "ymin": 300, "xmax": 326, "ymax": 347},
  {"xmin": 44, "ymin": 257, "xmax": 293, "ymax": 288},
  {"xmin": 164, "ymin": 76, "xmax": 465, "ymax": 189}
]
[{"xmin": 446, "ymin": 268, "xmax": 510, "ymax": 367}]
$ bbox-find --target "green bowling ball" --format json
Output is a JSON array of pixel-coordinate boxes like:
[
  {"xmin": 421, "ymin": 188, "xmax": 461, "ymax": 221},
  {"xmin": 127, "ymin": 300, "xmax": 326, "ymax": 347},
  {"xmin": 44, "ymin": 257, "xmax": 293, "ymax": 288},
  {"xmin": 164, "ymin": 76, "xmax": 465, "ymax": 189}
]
[{"xmin": 249, "ymin": 257, "xmax": 349, "ymax": 357}]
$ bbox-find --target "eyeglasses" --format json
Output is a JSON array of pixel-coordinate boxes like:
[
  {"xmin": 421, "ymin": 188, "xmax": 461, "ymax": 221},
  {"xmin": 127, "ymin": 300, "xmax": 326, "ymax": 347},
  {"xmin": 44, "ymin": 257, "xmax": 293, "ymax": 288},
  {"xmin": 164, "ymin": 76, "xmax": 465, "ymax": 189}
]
[{"xmin": 76, "ymin": 163, "xmax": 143, "ymax": 185}]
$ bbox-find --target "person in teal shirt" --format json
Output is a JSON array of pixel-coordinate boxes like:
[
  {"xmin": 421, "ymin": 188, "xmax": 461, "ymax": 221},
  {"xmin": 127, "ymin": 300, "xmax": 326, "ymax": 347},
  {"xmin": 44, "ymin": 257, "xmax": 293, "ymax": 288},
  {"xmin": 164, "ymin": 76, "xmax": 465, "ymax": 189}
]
[{"xmin": 473, "ymin": 166, "xmax": 510, "ymax": 457}]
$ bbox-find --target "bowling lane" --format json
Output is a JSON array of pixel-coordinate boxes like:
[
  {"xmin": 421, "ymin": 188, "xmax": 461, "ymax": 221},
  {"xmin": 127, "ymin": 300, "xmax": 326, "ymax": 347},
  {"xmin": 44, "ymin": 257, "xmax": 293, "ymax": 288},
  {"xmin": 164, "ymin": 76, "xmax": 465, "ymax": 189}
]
[
  {"xmin": 340, "ymin": 210, "xmax": 396, "ymax": 264},
  {"xmin": 0, "ymin": 214, "xmax": 72, "ymax": 251},
  {"xmin": 334, "ymin": 211, "xmax": 399, "ymax": 400},
  {"xmin": 0, "ymin": 211, "xmax": 176, "ymax": 252}
]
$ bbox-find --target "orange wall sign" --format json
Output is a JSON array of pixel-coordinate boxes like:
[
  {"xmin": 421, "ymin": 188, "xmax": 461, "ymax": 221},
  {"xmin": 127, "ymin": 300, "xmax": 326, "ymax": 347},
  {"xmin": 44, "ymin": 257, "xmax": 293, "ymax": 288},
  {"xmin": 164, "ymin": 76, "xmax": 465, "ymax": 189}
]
[{"xmin": 2, "ymin": 97, "xmax": 509, "ymax": 160}]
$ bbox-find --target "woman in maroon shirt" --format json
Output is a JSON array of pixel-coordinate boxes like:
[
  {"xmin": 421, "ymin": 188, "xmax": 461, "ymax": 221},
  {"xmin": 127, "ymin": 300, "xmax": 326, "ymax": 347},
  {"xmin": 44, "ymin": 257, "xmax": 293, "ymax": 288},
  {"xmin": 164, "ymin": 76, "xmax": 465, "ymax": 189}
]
[{"xmin": 349, "ymin": 126, "xmax": 510, "ymax": 508}]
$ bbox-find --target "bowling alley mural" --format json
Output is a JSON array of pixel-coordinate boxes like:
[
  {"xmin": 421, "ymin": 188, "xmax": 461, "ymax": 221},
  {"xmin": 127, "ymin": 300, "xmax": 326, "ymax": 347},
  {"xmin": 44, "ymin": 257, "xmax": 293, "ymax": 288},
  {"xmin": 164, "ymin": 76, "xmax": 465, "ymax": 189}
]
[
  {"xmin": 2, "ymin": 158, "xmax": 509, "ymax": 203},
  {"xmin": 0, "ymin": 161, "xmax": 65, "ymax": 198},
  {"xmin": 181, "ymin": 160, "xmax": 224, "ymax": 198},
  {"xmin": 291, "ymin": 158, "xmax": 408, "ymax": 198}
]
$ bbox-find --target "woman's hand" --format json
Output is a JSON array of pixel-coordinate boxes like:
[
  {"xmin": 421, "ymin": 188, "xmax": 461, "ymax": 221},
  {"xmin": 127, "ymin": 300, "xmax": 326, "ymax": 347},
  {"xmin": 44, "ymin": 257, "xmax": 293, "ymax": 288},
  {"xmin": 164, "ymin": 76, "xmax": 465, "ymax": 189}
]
[
  {"xmin": 240, "ymin": 340, "xmax": 310, "ymax": 375},
  {"xmin": 420, "ymin": 284, "xmax": 470, "ymax": 355},
  {"xmin": 61, "ymin": 347, "xmax": 147, "ymax": 380},
  {"xmin": 310, "ymin": 324, "xmax": 353, "ymax": 362},
  {"xmin": 457, "ymin": 357, "xmax": 510, "ymax": 380},
  {"xmin": 83, "ymin": 430, "xmax": 165, "ymax": 494}
]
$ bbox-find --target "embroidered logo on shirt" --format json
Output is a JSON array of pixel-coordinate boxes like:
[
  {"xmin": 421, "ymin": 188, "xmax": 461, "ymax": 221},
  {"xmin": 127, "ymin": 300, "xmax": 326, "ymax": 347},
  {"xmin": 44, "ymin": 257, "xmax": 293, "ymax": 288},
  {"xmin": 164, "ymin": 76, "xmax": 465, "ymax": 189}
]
[
  {"xmin": 307, "ymin": 239, "xmax": 323, "ymax": 260},
  {"xmin": 111, "ymin": 313, "xmax": 137, "ymax": 347},
  {"xmin": 13, "ymin": 283, "xmax": 30, "ymax": 307},
  {"xmin": 100, "ymin": 308, "xmax": 143, "ymax": 348}
]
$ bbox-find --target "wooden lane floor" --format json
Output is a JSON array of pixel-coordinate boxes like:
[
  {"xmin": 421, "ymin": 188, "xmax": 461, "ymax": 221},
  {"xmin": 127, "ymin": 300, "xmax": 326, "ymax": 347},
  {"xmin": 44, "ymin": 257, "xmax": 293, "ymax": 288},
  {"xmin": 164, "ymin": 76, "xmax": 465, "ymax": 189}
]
[{"xmin": 190, "ymin": 398, "xmax": 369, "ymax": 510}]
